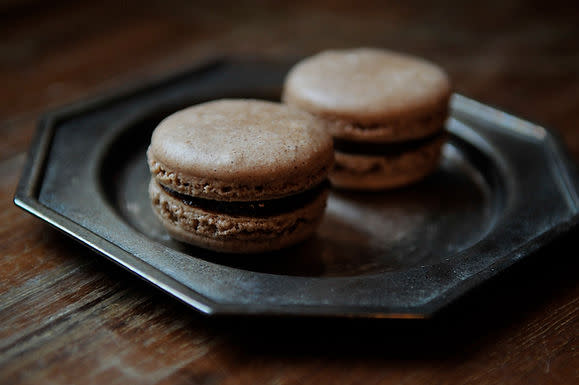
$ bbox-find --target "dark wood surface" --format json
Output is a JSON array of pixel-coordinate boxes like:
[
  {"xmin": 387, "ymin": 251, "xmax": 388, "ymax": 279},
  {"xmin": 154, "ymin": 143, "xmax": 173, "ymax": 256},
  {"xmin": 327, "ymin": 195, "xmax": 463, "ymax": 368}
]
[{"xmin": 1, "ymin": 1, "xmax": 577, "ymax": 384}]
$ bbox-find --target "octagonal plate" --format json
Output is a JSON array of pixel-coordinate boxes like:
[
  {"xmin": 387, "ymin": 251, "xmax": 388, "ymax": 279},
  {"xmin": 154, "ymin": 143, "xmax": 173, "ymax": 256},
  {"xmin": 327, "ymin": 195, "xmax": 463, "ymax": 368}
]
[{"xmin": 14, "ymin": 59, "xmax": 579, "ymax": 318}]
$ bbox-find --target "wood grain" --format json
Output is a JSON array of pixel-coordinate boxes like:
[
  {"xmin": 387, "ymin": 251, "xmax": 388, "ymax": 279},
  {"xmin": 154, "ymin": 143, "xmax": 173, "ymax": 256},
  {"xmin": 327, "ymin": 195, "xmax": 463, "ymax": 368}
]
[{"xmin": 1, "ymin": 1, "xmax": 578, "ymax": 384}]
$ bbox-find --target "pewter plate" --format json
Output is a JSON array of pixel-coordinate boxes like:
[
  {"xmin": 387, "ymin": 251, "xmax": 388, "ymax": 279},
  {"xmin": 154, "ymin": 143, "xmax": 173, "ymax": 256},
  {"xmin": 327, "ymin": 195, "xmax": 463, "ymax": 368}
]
[{"xmin": 14, "ymin": 59, "xmax": 579, "ymax": 318}]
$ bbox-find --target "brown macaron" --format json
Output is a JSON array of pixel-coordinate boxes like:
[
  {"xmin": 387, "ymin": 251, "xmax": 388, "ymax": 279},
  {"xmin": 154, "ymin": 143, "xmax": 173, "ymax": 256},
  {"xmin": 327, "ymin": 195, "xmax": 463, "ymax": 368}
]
[
  {"xmin": 283, "ymin": 48, "xmax": 451, "ymax": 190},
  {"xmin": 147, "ymin": 99, "xmax": 333, "ymax": 253}
]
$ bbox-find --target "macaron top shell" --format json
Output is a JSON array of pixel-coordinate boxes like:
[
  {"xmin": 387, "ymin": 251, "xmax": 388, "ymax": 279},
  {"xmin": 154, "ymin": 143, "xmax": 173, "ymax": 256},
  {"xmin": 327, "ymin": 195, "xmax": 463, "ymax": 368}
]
[
  {"xmin": 283, "ymin": 48, "xmax": 451, "ymax": 126},
  {"xmin": 148, "ymin": 99, "xmax": 333, "ymax": 201}
]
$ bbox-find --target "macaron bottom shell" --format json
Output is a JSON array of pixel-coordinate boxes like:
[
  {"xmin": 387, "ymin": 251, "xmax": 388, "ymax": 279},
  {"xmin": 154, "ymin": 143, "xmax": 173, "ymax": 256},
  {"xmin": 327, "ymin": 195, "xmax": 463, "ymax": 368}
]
[
  {"xmin": 330, "ymin": 135, "xmax": 444, "ymax": 190},
  {"xmin": 149, "ymin": 180, "xmax": 329, "ymax": 254}
]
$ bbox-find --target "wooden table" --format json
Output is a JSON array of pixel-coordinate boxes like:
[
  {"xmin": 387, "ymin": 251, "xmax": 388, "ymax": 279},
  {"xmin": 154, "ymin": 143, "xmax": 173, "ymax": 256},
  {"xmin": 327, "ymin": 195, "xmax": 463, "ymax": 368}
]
[{"xmin": 1, "ymin": 1, "xmax": 577, "ymax": 384}]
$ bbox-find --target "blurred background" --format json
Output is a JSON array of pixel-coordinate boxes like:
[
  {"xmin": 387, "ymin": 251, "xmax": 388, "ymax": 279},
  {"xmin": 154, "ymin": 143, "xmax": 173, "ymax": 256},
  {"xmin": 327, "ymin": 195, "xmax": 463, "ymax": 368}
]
[
  {"xmin": 1, "ymin": 0, "xmax": 578, "ymax": 161},
  {"xmin": 1, "ymin": 2, "xmax": 578, "ymax": 384}
]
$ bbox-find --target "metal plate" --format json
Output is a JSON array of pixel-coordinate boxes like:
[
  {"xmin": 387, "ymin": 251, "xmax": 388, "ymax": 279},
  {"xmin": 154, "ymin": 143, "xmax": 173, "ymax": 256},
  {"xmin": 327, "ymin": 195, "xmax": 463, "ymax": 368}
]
[{"xmin": 15, "ymin": 59, "xmax": 579, "ymax": 318}]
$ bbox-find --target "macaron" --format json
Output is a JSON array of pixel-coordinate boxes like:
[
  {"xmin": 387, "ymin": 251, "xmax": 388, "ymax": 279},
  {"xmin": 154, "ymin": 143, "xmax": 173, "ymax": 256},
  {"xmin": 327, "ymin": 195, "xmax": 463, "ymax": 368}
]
[
  {"xmin": 147, "ymin": 99, "xmax": 333, "ymax": 253},
  {"xmin": 282, "ymin": 48, "xmax": 451, "ymax": 190}
]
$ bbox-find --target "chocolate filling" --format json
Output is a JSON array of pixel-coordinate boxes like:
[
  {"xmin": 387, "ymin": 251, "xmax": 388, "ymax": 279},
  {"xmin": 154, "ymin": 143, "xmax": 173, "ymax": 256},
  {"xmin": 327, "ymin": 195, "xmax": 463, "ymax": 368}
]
[
  {"xmin": 333, "ymin": 130, "xmax": 446, "ymax": 156},
  {"xmin": 160, "ymin": 181, "xmax": 329, "ymax": 218}
]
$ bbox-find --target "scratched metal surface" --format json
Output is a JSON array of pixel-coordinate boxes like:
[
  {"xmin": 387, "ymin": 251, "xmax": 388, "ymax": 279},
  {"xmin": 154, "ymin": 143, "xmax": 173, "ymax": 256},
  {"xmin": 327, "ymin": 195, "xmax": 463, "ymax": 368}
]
[{"xmin": 15, "ymin": 59, "xmax": 579, "ymax": 317}]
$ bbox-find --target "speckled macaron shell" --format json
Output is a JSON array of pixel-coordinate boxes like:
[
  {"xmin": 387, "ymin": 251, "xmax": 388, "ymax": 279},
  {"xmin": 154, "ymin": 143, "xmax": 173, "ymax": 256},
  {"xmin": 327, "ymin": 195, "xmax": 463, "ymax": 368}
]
[
  {"xmin": 148, "ymin": 99, "xmax": 334, "ymax": 201},
  {"xmin": 282, "ymin": 48, "xmax": 451, "ymax": 142},
  {"xmin": 149, "ymin": 179, "xmax": 328, "ymax": 253}
]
